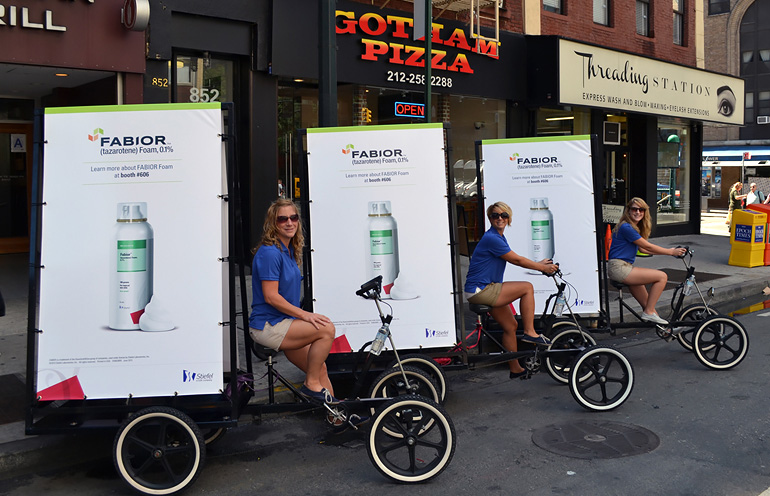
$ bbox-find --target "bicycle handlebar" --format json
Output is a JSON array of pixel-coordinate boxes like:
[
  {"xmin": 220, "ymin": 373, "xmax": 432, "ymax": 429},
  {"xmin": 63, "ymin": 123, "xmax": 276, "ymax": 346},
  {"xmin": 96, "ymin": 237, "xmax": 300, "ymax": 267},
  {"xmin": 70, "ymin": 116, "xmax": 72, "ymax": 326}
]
[{"xmin": 674, "ymin": 245, "xmax": 692, "ymax": 259}]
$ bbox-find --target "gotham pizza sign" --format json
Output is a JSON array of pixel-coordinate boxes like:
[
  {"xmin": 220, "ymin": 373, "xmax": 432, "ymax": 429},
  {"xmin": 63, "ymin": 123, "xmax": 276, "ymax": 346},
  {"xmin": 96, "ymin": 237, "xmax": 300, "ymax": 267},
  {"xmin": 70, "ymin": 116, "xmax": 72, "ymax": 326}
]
[{"xmin": 335, "ymin": 1, "xmax": 521, "ymax": 99}]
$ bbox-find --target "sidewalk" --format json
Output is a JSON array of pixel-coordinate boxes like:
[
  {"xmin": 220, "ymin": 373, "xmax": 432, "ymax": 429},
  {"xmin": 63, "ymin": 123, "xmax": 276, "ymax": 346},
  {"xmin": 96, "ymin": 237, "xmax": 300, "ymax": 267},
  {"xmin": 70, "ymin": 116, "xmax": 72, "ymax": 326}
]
[{"xmin": 2, "ymin": 225, "xmax": 770, "ymax": 478}]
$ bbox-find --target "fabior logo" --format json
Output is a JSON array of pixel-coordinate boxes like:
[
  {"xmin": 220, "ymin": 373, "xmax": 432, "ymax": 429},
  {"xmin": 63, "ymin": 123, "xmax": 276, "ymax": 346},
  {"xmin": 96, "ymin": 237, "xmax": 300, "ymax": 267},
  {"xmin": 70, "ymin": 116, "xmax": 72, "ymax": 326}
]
[
  {"xmin": 336, "ymin": 10, "xmax": 499, "ymax": 75},
  {"xmin": 88, "ymin": 128, "xmax": 174, "ymax": 156},
  {"xmin": 88, "ymin": 128, "xmax": 104, "ymax": 142},
  {"xmin": 182, "ymin": 370, "xmax": 214, "ymax": 383},
  {"xmin": 510, "ymin": 154, "xmax": 562, "ymax": 170},
  {"xmin": 342, "ymin": 143, "xmax": 355, "ymax": 154},
  {"xmin": 351, "ymin": 148, "xmax": 403, "ymax": 159}
]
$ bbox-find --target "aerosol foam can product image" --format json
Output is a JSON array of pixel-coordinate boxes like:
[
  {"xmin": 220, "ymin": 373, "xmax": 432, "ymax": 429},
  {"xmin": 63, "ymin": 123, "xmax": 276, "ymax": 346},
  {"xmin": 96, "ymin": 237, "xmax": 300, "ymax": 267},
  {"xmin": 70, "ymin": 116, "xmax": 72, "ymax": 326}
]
[
  {"xmin": 109, "ymin": 202, "xmax": 154, "ymax": 330},
  {"xmin": 529, "ymin": 197, "xmax": 554, "ymax": 260},
  {"xmin": 367, "ymin": 201, "xmax": 400, "ymax": 295}
]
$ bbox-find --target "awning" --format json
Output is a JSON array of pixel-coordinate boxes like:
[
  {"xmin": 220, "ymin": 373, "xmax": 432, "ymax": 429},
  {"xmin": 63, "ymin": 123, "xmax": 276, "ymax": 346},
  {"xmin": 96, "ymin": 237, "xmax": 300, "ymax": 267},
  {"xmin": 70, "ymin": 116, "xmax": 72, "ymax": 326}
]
[{"xmin": 702, "ymin": 146, "xmax": 770, "ymax": 167}]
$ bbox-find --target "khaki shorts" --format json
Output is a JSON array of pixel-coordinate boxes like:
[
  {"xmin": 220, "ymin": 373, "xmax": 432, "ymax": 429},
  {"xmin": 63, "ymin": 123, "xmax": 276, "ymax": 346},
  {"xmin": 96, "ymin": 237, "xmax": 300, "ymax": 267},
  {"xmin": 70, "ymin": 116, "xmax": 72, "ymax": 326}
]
[
  {"xmin": 466, "ymin": 282, "xmax": 502, "ymax": 306},
  {"xmin": 607, "ymin": 259, "xmax": 633, "ymax": 283},
  {"xmin": 250, "ymin": 318, "xmax": 293, "ymax": 352}
]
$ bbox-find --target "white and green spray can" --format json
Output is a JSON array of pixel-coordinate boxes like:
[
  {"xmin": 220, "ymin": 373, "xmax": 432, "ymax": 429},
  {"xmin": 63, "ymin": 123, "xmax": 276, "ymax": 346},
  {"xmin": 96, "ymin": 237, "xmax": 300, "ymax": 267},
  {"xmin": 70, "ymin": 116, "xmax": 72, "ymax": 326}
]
[
  {"xmin": 367, "ymin": 201, "xmax": 399, "ymax": 296},
  {"xmin": 109, "ymin": 202, "xmax": 154, "ymax": 330},
  {"xmin": 529, "ymin": 197, "xmax": 554, "ymax": 260}
]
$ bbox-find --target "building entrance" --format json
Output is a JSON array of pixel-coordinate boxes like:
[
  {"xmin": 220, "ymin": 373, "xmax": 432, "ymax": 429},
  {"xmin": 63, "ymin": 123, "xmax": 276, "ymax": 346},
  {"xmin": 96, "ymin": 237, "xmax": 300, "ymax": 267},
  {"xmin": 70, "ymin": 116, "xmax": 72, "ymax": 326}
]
[{"xmin": 0, "ymin": 124, "xmax": 32, "ymax": 254}]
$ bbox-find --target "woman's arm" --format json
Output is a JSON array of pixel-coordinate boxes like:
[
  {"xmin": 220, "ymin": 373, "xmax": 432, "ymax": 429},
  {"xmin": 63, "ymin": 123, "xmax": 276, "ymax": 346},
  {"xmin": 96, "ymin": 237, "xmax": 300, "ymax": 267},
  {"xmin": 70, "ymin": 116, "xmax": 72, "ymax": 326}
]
[
  {"xmin": 633, "ymin": 238, "xmax": 684, "ymax": 257},
  {"xmin": 262, "ymin": 280, "xmax": 331, "ymax": 329},
  {"xmin": 500, "ymin": 250, "xmax": 556, "ymax": 274}
]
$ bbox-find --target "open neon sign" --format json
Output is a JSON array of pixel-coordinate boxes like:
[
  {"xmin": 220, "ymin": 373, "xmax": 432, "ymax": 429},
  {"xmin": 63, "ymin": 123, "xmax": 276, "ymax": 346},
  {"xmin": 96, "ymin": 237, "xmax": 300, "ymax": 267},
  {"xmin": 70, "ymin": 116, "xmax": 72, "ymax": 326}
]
[{"xmin": 394, "ymin": 101, "xmax": 425, "ymax": 118}]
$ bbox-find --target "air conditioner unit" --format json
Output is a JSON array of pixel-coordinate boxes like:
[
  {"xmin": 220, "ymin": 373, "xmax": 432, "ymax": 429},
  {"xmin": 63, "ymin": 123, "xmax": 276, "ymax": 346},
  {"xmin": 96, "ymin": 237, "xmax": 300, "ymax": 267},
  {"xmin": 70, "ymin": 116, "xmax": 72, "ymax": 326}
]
[{"xmin": 758, "ymin": 116, "xmax": 770, "ymax": 124}]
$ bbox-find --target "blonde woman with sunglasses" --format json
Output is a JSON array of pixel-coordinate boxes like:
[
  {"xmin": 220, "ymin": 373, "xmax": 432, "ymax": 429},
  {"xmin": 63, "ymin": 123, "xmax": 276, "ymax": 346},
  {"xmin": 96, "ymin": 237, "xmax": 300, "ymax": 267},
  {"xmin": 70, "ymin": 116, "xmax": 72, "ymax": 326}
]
[
  {"xmin": 249, "ymin": 199, "xmax": 337, "ymax": 404},
  {"xmin": 607, "ymin": 198, "xmax": 687, "ymax": 325},
  {"xmin": 464, "ymin": 201, "xmax": 558, "ymax": 379}
]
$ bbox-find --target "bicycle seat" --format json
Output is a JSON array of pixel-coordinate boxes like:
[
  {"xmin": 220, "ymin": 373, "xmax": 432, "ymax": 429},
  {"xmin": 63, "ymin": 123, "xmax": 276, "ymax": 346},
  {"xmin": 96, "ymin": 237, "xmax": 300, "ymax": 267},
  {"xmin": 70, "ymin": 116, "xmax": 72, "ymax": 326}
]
[
  {"xmin": 469, "ymin": 303, "xmax": 492, "ymax": 315},
  {"xmin": 610, "ymin": 280, "xmax": 627, "ymax": 290},
  {"xmin": 250, "ymin": 339, "xmax": 279, "ymax": 361}
]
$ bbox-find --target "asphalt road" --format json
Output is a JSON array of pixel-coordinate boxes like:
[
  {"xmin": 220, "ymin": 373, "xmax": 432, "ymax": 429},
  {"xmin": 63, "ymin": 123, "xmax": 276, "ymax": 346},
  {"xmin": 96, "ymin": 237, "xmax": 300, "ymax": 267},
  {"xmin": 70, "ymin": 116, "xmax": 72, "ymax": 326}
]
[{"xmin": 1, "ymin": 301, "xmax": 769, "ymax": 496}]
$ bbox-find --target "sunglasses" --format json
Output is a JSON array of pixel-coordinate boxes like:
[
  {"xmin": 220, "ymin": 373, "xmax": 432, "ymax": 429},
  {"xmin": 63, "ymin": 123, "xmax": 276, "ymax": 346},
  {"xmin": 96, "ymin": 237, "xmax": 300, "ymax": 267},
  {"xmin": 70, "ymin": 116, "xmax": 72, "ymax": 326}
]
[
  {"xmin": 277, "ymin": 214, "xmax": 300, "ymax": 224},
  {"xmin": 629, "ymin": 207, "xmax": 646, "ymax": 213},
  {"xmin": 490, "ymin": 212, "xmax": 510, "ymax": 220}
]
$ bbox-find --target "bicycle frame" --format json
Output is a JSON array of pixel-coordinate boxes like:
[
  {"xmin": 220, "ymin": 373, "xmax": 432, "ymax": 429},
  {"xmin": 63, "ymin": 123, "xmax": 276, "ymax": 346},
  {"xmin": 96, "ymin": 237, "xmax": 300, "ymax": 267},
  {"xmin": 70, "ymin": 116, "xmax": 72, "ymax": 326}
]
[{"xmin": 597, "ymin": 247, "xmax": 715, "ymax": 336}]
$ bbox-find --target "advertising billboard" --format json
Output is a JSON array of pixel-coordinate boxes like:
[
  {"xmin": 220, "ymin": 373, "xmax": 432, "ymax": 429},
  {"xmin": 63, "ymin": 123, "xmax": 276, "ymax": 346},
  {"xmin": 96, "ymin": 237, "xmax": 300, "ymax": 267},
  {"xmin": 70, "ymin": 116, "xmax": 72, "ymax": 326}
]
[
  {"xmin": 306, "ymin": 123, "xmax": 455, "ymax": 352},
  {"xmin": 480, "ymin": 136, "xmax": 600, "ymax": 314},
  {"xmin": 37, "ymin": 103, "xmax": 227, "ymax": 400}
]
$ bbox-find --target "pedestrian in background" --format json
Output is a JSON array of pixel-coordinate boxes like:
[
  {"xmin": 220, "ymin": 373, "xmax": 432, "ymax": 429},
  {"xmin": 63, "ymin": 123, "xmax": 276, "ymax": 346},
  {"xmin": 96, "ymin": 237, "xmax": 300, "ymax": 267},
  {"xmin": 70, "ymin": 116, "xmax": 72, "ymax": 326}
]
[
  {"xmin": 746, "ymin": 183, "xmax": 765, "ymax": 205},
  {"xmin": 726, "ymin": 182, "xmax": 747, "ymax": 229}
]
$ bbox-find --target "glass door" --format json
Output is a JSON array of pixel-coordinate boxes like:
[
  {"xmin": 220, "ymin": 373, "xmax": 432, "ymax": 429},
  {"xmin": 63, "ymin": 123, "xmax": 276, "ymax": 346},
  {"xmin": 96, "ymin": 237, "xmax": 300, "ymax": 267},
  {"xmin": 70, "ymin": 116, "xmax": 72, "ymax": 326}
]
[
  {"xmin": 0, "ymin": 124, "xmax": 32, "ymax": 253},
  {"xmin": 605, "ymin": 148, "xmax": 630, "ymax": 206}
]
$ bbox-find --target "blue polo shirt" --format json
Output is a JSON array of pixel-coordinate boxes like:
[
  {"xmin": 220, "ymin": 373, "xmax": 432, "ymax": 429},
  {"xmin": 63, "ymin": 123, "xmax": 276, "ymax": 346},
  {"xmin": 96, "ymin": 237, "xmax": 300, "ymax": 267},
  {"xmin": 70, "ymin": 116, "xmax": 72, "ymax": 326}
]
[
  {"xmin": 608, "ymin": 222, "xmax": 642, "ymax": 264},
  {"xmin": 249, "ymin": 243, "xmax": 302, "ymax": 329},
  {"xmin": 464, "ymin": 227, "xmax": 512, "ymax": 293}
]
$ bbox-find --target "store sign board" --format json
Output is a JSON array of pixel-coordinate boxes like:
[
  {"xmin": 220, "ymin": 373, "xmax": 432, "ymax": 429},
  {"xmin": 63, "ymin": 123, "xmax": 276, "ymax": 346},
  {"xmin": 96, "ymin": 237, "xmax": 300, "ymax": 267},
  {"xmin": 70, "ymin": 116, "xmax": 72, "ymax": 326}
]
[
  {"xmin": 306, "ymin": 123, "xmax": 455, "ymax": 352},
  {"xmin": 331, "ymin": 1, "xmax": 521, "ymax": 99},
  {"xmin": 559, "ymin": 39, "xmax": 745, "ymax": 126},
  {"xmin": 481, "ymin": 136, "xmax": 600, "ymax": 314},
  {"xmin": 38, "ymin": 103, "xmax": 226, "ymax": 400},
  {"xmin": 0, "ymin": 0, "xmax": 144, "ymax": 72}
]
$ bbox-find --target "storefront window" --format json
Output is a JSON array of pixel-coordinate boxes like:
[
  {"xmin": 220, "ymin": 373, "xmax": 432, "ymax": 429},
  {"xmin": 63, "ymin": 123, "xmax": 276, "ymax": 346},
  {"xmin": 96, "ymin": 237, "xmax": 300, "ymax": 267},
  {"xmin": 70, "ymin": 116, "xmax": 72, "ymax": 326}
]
[
  {"xmin": 536, "ymin": 107, "xmax": 591, "ymax": 136},
  {"xmin": 172, "ymin": 54, "xmax": 234, "ymax": 104},
  {"xmin": 656, "ymin": 119, "xmax": 691, "ymax": 225}
]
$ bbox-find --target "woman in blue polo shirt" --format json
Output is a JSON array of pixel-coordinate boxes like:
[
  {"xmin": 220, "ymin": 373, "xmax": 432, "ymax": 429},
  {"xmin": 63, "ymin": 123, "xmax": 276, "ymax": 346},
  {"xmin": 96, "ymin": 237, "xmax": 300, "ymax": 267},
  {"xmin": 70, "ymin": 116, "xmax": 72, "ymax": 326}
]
[
  {"xmin": 608, "ymin": 197, "xmax": 686, "ymax": 325},
  {"xmin": 465, "ymin": 201, "xmax": 558, "ymax": 379},
  {"xmin": 250, "ymin": 199, "xmax": 337, "ymax": 404}
]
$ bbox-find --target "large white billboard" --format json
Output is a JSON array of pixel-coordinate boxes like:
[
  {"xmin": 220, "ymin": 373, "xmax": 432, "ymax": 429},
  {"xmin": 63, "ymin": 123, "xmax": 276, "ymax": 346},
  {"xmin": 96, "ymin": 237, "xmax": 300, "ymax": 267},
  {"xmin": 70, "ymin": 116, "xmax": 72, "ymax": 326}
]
[
  {"xmin": 480, "ymin": 136, "xmax": 600, "ymax": 315},
  {"xmin": 306, "ymin": 123, "xmax": 455, "ymax": 352},
  {"xmin": 37, "ymin": 103, "xmax": 227, "ymax": 400}
]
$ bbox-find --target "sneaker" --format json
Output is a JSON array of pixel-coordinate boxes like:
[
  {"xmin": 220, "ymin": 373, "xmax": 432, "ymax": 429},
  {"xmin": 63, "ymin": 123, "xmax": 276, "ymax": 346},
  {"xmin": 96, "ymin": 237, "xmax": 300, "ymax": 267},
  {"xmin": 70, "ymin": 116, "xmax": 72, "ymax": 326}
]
[
  {"xmin": 520, "ymin": 334, "xmax": 552, "ymax": 345},
  {"xmin": 641, "ymin": 312, "xmax": 668, "ymax": 325},
  {"xmin": 510, "ymin": 369, "xmax": 527, "ymax": 379},
  {"xmin": 299, "ymin": 385, "xmax": 339, "ymax": 404}
]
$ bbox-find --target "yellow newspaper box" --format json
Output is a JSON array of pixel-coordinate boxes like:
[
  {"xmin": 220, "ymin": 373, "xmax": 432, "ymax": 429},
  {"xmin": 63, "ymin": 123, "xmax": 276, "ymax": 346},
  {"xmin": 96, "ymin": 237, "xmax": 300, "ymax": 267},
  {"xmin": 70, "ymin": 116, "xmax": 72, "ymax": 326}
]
[{"xmin": 729, "ymin": 209, "xmax": 767, "ymax": 267}]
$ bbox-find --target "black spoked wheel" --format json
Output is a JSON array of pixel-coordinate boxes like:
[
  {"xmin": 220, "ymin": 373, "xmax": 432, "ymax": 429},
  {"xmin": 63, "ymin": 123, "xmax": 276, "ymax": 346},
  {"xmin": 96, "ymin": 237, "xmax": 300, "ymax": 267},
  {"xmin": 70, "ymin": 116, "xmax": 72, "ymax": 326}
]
[
  {"xmin": 367, "ymin": 395, "xmax": 456, "ymax": 483},
  {"xmin": 544, "ymin": 325, "xmax": 597, "ymax": 384},
  {"xmin": 569, "ymin": 346, "xmax": 634, "ymax": 411},
  {"xmin": 693, "ymin": 315, "xmax": 749, "ymax": 370},
  {"xmin": 114, "ymin": 407, "xmax": 205, "ymax": 495},
  {"xmin": 368, "ymin": 365, "xmax": 441, "ymax": 405},
  {"xmin": 675, "ymin": 304, "xmax": 719, "ymax": 351},
  {"xmin": 387, "ymin": 354, "xmax": 448, "ymax": 403}
]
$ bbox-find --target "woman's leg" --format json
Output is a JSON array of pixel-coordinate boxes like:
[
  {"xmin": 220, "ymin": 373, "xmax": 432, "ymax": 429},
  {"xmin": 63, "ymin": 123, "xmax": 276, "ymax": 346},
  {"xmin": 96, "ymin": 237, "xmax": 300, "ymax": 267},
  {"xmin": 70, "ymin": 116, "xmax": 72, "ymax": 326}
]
[
  {"xmin": 489, "ymin": 281, "xmax": 536, "ymax": 374},
  {"xmin": 489, "ymin": 303, "xmax": 524, "ymax": 374},
  {"xmin": 493, "ymin": 281, "xmax": 538, "ymax": 337},
  {"xmin": 623, "ymin": 267, "xmax": 667, "ymax": 315},
  {"xmin": 279, "ymin": 320, "xmax": 335, "ymax": 394}
]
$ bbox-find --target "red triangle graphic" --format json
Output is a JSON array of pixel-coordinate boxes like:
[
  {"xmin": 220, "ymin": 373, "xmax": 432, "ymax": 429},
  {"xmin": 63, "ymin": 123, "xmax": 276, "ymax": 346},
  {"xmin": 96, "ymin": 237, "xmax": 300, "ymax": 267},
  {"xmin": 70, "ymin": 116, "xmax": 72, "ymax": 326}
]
[
  {"xmin": 329, "ymin": 334, "xmax": 352, "ymax": 354},
  {"xmin": 37, "ymin": 376, "xmax": 85, "ymax": 401}
]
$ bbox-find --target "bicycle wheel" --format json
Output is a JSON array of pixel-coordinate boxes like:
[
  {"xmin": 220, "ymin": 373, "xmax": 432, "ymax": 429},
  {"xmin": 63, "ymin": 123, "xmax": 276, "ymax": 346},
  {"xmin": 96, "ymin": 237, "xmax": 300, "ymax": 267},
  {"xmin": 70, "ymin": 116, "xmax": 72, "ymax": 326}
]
[
  {"xmin": 114, "ymin": 407, "xmax": 205, "ymax": 495},
  {"xmin": 367, "ymin": 395, "xmax": 456, "ymax": 483},
  {"xmin": 544, "ymin": 325, "xmax": 597, "ymax": 384},
  {"xmin": 675, "ymin": 304, "xmax": 719, "ymax": 351},
  {"xmin": 569, "ymin": 346, "xmax": 634, "ymax": 411},
  {"xmin": 202, "ymin": 427, "xmax": 227, "ymax": 446},
  {"xmin": 692, "ymin": 315, "xmax": 749, "ymax": 370},
  {"xmin": 545, "ymin": 318, "xmax": 580, "ymax": 339},
  {"xmin": 387, "ymin": 354, "xmax": 447, "ymax": 403},
  {"xmin": 368, "ymin": 365, "xmax": 441, "ymax": 405}
]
